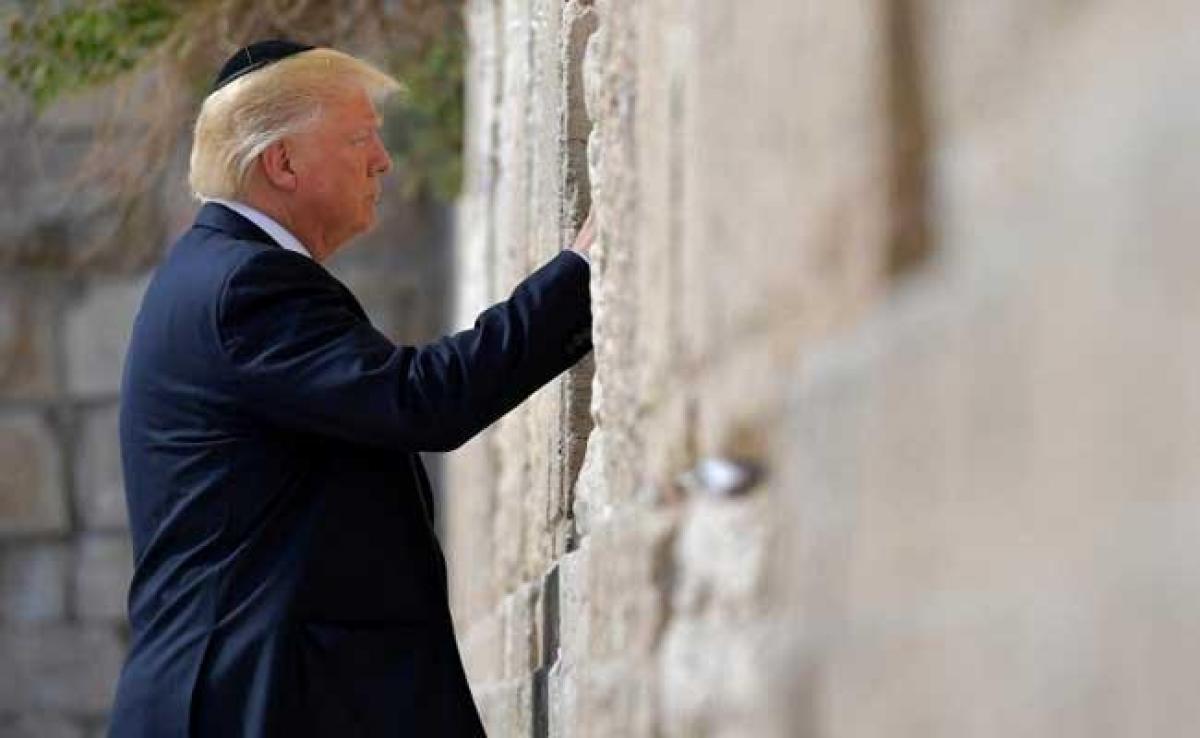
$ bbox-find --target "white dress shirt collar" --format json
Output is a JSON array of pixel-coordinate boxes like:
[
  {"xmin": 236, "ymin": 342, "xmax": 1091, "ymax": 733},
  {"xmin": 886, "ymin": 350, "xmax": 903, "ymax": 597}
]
[{"xmin": 205, "ymin": 198, "xmax": 313, "ymax": 260}]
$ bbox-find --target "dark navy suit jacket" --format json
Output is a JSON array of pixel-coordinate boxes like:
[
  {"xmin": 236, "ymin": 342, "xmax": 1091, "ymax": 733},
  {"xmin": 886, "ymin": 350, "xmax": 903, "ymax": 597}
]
[{"xmin": 108, "ymin": 203, "xmax": 592, "ymax": 737}]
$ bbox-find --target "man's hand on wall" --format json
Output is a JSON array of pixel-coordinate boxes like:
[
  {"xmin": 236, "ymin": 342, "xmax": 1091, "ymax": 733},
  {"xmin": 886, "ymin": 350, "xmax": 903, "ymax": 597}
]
[{"xmin": 570, "ymin": 209, "xmax": 596, "ymax": 260}]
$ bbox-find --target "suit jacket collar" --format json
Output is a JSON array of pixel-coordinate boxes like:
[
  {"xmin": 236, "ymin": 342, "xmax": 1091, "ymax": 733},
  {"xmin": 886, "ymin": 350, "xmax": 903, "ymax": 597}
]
[
  {"xmin": 193, "ymin": 201, "xmax": 372, "ymax": 322},
  {"xmin": 195, "ymin": 201, "xmax": 279, "ymax": 247}
]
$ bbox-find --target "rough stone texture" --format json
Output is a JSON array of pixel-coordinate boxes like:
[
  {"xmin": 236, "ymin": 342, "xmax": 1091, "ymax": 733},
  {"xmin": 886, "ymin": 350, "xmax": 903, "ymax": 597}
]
[
  {"xmin": 0, "ymin": 412, "xmax": 68, "ymax": 536},
  {"xmin": 0, "ymin": 714, "xmax": 86, "ymax": 738},
  {"xmin": 63, "ymin": 276, "xmax": 150, "ymax": 399},
  {"xmin": 73, "ymin": 535, "xmax": 133, "ymax": 622},
  {"xmin": 0, "ymin": 626, "xmax": 125, "ymax": 715},
  {"xmin": 475, "ymin": 676, "xmax": 536, "ymax": 737},
  {"xmin": 73, "ymin": 403, "xmax": 127, "ymax": 531},
  {"xmin": 0, "ymin": 543, "xmax": 70, "ymax": 622},
  {"xmin": 0, "ymin": 278, "xmax": 60, "ymax": 401},
  {"xmin": 450, "ymin": 0, "xmax": 1200, "ymax": 735}
]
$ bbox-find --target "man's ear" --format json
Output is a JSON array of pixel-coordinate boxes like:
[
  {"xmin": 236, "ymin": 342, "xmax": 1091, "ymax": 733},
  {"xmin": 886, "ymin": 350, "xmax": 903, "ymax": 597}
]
[{"xmin": 259, "ymin": 139, "xmax": 299, "ymax": 192}]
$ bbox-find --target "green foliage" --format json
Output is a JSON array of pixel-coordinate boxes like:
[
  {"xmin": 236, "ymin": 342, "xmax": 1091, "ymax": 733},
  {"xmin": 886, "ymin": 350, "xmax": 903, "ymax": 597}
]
[
  {"xmin": 384, "ymin": 30, "xmax": 465, "ymax": 202},
  {"xmin": 4, "ymin": 0, "xmax": 180, "ymax": 109},
  {"xmin": 1, "ymin": 0, "xmax": 465, "ymax": 202}
]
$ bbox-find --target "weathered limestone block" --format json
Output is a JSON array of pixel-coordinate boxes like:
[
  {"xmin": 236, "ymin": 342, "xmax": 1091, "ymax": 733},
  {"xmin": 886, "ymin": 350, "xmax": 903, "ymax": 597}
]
[
  {"xmin": 659, "ymin": 620, "xmax": 781, "ymax": 738},
  {"xmin": 546, "ymin": 548, "xmax": 585, "ymax": 736},
  {"xmin": 672, "ymin": 494, "xmax": 770, "ymax": 620},
  {"xmin": 770, "ymin": 8, "xmax": 1200, "ymax": 711},
  {"xmin": 679, "ymin": 0, "xmax": 891, "ymax": 369},
  {"xmin": 546, "ymin": 657, "xmax": 577, "ymax": 738},
  {"xmin": 0, "ymin": 117, "xmax": 117, "ymax": 269},
  {"xmin": 917, "ymin": 0, "xmax": 1097, "ymax": 135},
  {"xmin": 630, "ymin": 0, "xmax": 691, "ymax": 418},
  {"xmin": 474, "ymin": 675, "xmax": 535, "ymax": 738},
  {"xmin": 575, "ymin": 662, "xmax": 657, "ymax": 738},
  {"xmin": 552, "ymin": 546, "xmax": 588, "ymax": 668},
  {"xmin": 0, "ymin": 542, "xmax": 69, "ymax": 622},
  {"xmin": 689, "ymin": 333, "xmax": 796, "ymax": 480},
  {"xmin": 459, "ymin": 608, "xmax": 504, "ymax": 685},
  {"xmin": 580, "ymin": 510, "xmax": 676, "ymax": 662},
  {"xmin": 562, "ymin": 0, "xmax": 598, "ymax": 225},
  {"xmin": 577, "ymin": 2, "xmax": 646, "ymax": 521},
  {"xmin": 0, "ymin": 714, "xmax": 85, "ymax": 738},
  {"xmin": 0, "ymin": 411, "xmax": 68, "ymax": 535},
  {"xmin": 73, "ymin": 403, "xmax": 127, "ymax": 530},
  {"xmin": 501, "ymin": 578, "xmax": 542, "ymax": 679},
  {"xmin": 445, "ymin": 431, "xmax": 500, "ymax": 624},
  {"xmin": 0, "ymin": 626, "xmax": 125, "ymax": 714},
  {"xmin": 495, "ymin": 0, "xmax": 534, "ymax": 288},
  {"xmin": 73, "ymin": 534, "xmax": 133, "ymax": 621},
  {"xmin": 530, "ymin": 0, "xmax": 565, "ymax": 261},
  {"xmin": 491, "ymin": 412, "xmax": 529, "ymax": 593},
  {"xmin": 64, "ymin": 276, "xmax": 150, "ymax": 398},
  {"xmin": 456, "ymin": 0, "xmax": 504, "ymax": 321},
  {"xmin": 0, "ymin": 278, "xmax": 59, "ymax": 400},
  {"xmin": 520, "ymin": 382, "xmax": 558, "ymax": 581}
]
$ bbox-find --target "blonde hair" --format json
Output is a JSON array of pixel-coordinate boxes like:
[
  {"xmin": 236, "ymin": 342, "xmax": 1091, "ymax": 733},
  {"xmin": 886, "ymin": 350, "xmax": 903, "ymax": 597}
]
[{"xmin": 188, "ymin": 47, "xmax": 403, "ymax": 200}]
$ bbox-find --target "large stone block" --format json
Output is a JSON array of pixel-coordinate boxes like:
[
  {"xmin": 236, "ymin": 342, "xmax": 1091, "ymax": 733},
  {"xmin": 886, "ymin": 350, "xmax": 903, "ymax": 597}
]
[
  {"xmin": 501, "ymin": 579, "xmax": 542, "ymax": 679},
  {"xmin": 474, "ymin": 676, "xmax": 534, "ymax": 738},
  {"xmin": 0, "ymin": 278, "xmax": 59, "ymax": 400},
  {"xmin": 672, "ymin": 493, "xmax": 770, "ymax": 620},
  {"xmin": 659, "ymin": 619, "xmax": 810, "ymax": 738},
  {"xmin": 495, "ymin": 0, "xmax": 535, "ymax": 287},
  {"xmin": 553, "ymin": 546, "xmax": 589, "ymax": 668},
  {"xmin": 577, "ymin": 1, "xmax": 646, "ymax": 518},
  {"xmin": 460, "ymin": 609, "xmax": 504, "ymax": 685},
  {"xmin": 0, "ymin": 120, "xmax": 113, "ymax": 269},
  {"xmin": 445, "ymin": 431, "xmax": 500, "ymax": 624},
  {"xmin": 64, "ymin": 275, "xmax": 149, "ymax": 399},
  {"xmin": 0, "ymin": 625, "xmax": 125, "ymax": 715},
  {"xmin": 73, "ymin": 403, "xmax": 127, "ymax": 530},
  {"xmin": 575, "ymin": 661, "xmax": 657, "ymax": 738},
  {"xmin": 0, "ymin": 411, "xmax": 68, "ymax": 536},
  {"xmin": 529, "ymin": 0, "xmax": 566, "ymax": 265},
  {"xmin": 73, "ymin": 534, "xmax": 133, "ymax": 622},
  {"xmin": 0, "ymin": 542, "xmax": 69, "ymax": 622},
  {"xmin": 0, "ymin": 714, "xmax": 85, "ymax": 738},
  {"xmin": 579, "ymin": 510, "xmax": 676, "ymax": 662},
  {"xmin": 562, "ymin": 0, "xmax": 598, "ymax": 224},
  {"xmin": 678, "ymin": 0, "xmax": 891, "ymax": 366},
  {"xmin": 520, "ymin": 381, "xmax": 564, "ymax": 580},
  {"xmin": 491, "ymin": 413, "xmax": 530, "ymax": 593},
  {"xmin": 546, "ymin": 657, "xmax": 577, "ymax": 738}
]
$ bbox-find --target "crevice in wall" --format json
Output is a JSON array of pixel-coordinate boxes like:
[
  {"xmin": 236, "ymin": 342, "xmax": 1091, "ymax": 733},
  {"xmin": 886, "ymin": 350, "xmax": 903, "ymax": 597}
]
[
  {"xmin": 884, "ymin": 0, "xmax": 935, "ymax": 276},
  {"xmin": 557, "ymin": 1, "xmax": 598, "ymax": 555},
  {"xmin": 530, "ymin": 561, "xmax": 559, "ymax": 737}
]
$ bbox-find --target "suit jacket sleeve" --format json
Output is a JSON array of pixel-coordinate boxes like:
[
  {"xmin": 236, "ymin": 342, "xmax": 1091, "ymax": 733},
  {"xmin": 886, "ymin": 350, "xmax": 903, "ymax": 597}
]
[{"xmin": 215, "ymin": 248, "xmax": 592, "ymax": 451}]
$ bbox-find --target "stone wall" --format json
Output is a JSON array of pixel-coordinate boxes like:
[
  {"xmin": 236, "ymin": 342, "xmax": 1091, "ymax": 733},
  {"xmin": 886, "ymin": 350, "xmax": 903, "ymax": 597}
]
[
  {"xmin": 0, "ymin": 84, "xmax": 145, "ymax": 737},
  {"xmin": 447, "ymin": 0, "xmax": 1200, "ymax": 736}
]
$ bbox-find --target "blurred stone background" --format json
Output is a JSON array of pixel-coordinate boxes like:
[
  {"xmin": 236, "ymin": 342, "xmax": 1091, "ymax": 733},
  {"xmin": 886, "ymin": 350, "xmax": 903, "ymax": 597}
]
[{"xmin": 4, "ymin": 0, "xmax": 1200, "ymax": 736}]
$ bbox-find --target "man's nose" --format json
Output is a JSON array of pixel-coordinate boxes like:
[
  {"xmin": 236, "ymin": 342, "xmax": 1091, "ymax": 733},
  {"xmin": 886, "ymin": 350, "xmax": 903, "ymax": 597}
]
[{"xmin": 371, "ymin": 134, "xmax": 392, "ymax": 176}]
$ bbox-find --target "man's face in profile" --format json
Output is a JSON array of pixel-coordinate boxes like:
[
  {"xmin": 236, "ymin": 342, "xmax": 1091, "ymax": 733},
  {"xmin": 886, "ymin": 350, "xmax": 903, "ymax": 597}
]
[{"xmin": 289, "ymin": 88, "xmax": 392, "ymax": 251}]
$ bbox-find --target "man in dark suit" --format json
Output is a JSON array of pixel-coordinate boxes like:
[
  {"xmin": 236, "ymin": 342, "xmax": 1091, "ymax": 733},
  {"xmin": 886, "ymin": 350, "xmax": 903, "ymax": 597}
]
[{"xmin": 108, "ymin": 41, "xmax": 594, "ymax": 737}]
